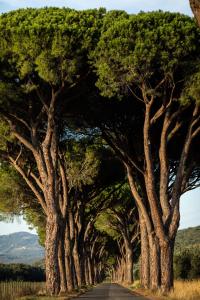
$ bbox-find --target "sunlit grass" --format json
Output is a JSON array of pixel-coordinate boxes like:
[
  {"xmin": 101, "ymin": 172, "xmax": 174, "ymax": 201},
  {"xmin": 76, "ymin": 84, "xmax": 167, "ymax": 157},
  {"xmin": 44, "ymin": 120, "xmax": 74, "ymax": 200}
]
[
  {"xmin": 128, "ymin": 279, "xmax": 200, "ymax": 300},
  {"xmin": 168, "ymin": 280, "xmax": 200, "ymax": 300}
]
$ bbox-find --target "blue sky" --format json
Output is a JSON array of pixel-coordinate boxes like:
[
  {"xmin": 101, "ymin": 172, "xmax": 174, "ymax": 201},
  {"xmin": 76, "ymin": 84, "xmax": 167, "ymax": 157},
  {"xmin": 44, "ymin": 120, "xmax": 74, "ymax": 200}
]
[
  {"xmin": 0, "ymin": 0, "xmax": 199, "ymax": 235},
  {"xmin": 0, "ymin": 0, "xmax": 193, "ymax": 15}
]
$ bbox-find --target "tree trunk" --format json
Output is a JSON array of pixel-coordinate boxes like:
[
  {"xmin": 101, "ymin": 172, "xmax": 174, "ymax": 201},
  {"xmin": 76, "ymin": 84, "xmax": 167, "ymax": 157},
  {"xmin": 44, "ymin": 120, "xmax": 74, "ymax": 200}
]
[
  {"xmin": 65, "ymin": 227, "xmax": 74, "ymax": 292},
  {"xmin": 124, "ymin": 240, "xmax": 133, "ymax": 284},
  {"xmin": 85, "ymin": 256, "xmax": 90, "ymax": 285},
  {"xmin": 94, "ymin": 263, "xmax": 98, "ymax": 283},
  {"xmin": 72, "ymin": 256, "xmax": 78, "ymax": 289},
  {"xmin": 45, "ymin": 216, "xmax": 60, "ymax": 295},
  {"xmin": 79, "ymin": 245, "xmax": 86, "ymax": 286},
  {"xmin": 73, "ymin": 241, "xmax": 82, "ymax": 287},
  {"xmin": 160, "ymin": 239, "xmax": 174, "ymax": 294},
  {"xmin": 149, "ymin": 235, "xmax": 161, "ymax": 291},
  {"xmin": 58, "ymin": 227, "xmax": 67, "ymax": 295},
  {"xmin": 140, "ymin": 218, "xmax": 150, "ymax": 288},
  {"xmin": 88, "ymin": 256, "xmax": 94, "ymax": 285}
]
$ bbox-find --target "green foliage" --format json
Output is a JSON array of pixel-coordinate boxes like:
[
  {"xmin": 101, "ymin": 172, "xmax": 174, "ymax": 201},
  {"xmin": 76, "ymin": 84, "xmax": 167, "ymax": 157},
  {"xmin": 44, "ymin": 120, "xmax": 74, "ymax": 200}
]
[
  {"xmin": 174, "ymin": 249, "xmax": 200, "ymax": 279},
  {"xmin": 181, "ymin": 69, "xmax": 200, "ymax": 104},
  {"xmin": 175, "ymin": 226, "xmax": 200, "ymax": 251},
  {"xmin": 95, "ymin": 183, "xmax": 137, "ymax": 240},
  {"xmin": 174, "ymin": 227, "xmax": 200, "ymax": 280},
  {"xmin": 101, "ymin": 10, "xmax": 128, "ymax": 32},
  {"xmin": 65, "ymin": 139, "xmax": 100, "ymax": 190},
  {"xmin": 0, "ymin": 264, "xmax": 45, "ymax": 282},
  {"xmin": 92, "ymin": 11, "xmax": 200, "ymax": 99},
  {"xmin": 0, "ymin": 120, "xmax": 13, "ymax": 151},
  {"xmin": 0, "ymin": 83, "xmax": 22, "ymax": 108},
  {"xmin": 0, "ymin": 165, "xmax": 25, "ymax": 215},
  {"xmin": 95, "ymin": 211, "xmax": 121, "ymax": 239},
  {"xmin": 0, "ymin": 8, "xmax": 105, "ymax": 91}
]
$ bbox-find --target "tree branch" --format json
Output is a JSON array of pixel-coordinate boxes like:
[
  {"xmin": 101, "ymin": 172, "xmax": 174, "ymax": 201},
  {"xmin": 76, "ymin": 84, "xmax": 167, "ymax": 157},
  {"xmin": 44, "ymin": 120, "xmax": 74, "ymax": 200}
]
[{"xmin": 9, "ymin": 156, "xmax": 47, "ymax": 214}]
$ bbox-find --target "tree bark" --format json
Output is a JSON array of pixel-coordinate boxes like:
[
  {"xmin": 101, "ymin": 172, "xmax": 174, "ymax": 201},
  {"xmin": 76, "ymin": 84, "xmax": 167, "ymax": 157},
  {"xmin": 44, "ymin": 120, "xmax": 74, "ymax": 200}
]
[
  {"xmin": 88, "ymin": 256, "xmax": 94, "ymax": 285},
  {"xmin": 140, "ymin": 218, "xmax": 150, "ymax": 288},
  {"xmin": 58, "ymin": 226, "xmax": 67, "ymax": 295},
  {"xmin": 84, "ymin": 255, "xmax": 90, "ymax": 285},
  {"xmin": 124, "ymin": 240, "xmax": 133, "ymax": 284},
  {"xmin": 149, "ymin": 235, "xmax": 161, "ymax": 291},
  {"xmin": 65, "ymin": 228, "xmax": 74, "ymax": 292},
  {"xmin": 160, "ymin": 239, "xmax": 174, "ymax": 294},
  {"xmin": 73, "ymin": 240, "xmax": 82, "ymax": 287},
  {"xmin": 80, "ymin": 247, "xmax": 86, "ymax": 286},
  {"xmin": 45, "ymin": 215, "xmax": 60, "ymax": 295}
]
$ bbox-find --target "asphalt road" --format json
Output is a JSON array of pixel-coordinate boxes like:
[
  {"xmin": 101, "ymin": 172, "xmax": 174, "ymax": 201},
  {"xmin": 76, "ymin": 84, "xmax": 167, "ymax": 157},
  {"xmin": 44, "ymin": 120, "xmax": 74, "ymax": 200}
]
[{"xmin": 73, "ymin": 283, "xmax": 150, "ymax": 300}]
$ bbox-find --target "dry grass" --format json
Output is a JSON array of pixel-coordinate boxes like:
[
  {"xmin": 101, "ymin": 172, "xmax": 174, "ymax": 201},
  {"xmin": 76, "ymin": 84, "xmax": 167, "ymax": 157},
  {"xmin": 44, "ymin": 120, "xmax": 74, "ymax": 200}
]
[
  {"xmin": 168, "ymin": 280, "xmax": 200, "ymax": 300},
  {"xmin": 127, "ymin": 280, "xmax": 200, "ymax": 300},
  {"xmin": 0, "ymin": 281, "xmax": 45, "ymax": 300},
  {"xmin": 0, "ymin": 281, "xmax": 92, "ymax": 300},
  {"xmin": 16, "ymin": 285, "xmax": 91, "ymax": 299}
]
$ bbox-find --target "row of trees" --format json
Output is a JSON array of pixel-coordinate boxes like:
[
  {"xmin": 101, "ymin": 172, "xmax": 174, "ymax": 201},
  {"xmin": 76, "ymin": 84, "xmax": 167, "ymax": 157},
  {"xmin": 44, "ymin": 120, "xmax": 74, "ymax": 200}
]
[
  {"xmin": 0, "ymin": 7, "xmax": 200, "ymax": 295},
  {"xmin": 0, "ymin": 264, "xmax": 45, "ymax": 282}
]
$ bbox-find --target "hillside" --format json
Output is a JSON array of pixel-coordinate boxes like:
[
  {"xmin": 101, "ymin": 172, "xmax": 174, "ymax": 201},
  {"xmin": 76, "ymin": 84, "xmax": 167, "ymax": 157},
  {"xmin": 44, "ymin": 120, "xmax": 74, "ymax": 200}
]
[
  {"xmin": 0, "ymin": 232, "xmax": 44, "ymax": 264},
  {"xmin": 175, "ymin": 226, "xmax": 200, "ymax": 251},
  {"xmin": 0, "ymin": 227, "xmax": 199, "ymax": 264}
]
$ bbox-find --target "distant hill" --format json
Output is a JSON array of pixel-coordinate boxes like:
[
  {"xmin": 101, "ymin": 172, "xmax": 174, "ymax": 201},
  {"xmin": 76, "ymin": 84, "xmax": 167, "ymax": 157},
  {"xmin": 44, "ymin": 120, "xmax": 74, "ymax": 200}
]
[
  {"xmin": 0, "ymin": 227, "xmax": 199, "ymax": 264},
  {"xmin": 0, "ymin": 232, "xmax": 44, "ymax": 264},
  {"xmin": 175, "ymin": 226, "xmax": 200, "ymax": 252}
]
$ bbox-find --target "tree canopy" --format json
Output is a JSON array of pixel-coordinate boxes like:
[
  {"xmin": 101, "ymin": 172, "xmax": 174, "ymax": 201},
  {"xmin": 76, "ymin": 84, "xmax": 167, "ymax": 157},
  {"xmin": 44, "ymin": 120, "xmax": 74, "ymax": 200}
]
[{"xmin": 0, "ymin": 8, "xmax": 200, "ymax": 296}]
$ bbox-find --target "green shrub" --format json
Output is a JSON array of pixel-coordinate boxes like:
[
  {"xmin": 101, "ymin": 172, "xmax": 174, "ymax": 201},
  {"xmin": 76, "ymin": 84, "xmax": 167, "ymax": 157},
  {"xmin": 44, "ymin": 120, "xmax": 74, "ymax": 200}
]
[
  {"xmin": 0, "ymin": 264, "xmax": 45, "ymax": 282},
  {"xmin": 174, "ymin": 248, "xmax": 200, "ymax": 279}
]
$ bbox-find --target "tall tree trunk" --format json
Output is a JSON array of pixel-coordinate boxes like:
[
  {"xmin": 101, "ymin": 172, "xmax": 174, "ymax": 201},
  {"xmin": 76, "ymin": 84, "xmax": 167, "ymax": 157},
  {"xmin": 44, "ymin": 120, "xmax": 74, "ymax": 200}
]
[
  {"xmin": 79, "ymin": 245, "xmax": 86, "ymax": 286},
  {"xmin": 73, "ymin": 239, "xmax": 82, "ymax": 287},
  {"xmin": 149, "ymin": 235, "xmax": 161, "ymax": 291},
  {"xmin": 140, "ymin": 218, "xmax": 150, "ymax": 288},
  {"xmin": 45, "ymin": 215, "xmax": 60, "ymax": 295},
  {"xmin": 94, "ymin": 262, "xmax": 98, "ymax": 283},
  {"xmin": 88, "ymin": 256, "xmax": 94, "ymax": 285},
  {"xmin": 124, "ymin": 240, "xmax": 133, "ymax": 284},
  {"xmin": 58, "ymin": 225, "xmax": 67, "ymax": 295},
  {"xmin": 85, "ymin": 255, "xmax": 90, "ymax": 285},
  {"xmin": 65, "ymin": 226, "xmax": 74, "ymax": 292},
  {"xmin": 72, "ymin": 256, "xmax": 78, "ymax": 289},
  {"xmin": 66, "ymin": 255, "xmax": 74, "ymax": 290},
  {"xmin": 160, "ymin": 239, "xmax": 175, "ymax": 294}
]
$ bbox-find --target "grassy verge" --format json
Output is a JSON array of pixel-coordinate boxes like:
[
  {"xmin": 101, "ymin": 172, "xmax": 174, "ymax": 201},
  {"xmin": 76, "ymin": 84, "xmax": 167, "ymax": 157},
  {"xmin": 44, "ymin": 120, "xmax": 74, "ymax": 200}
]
[
  {"xmin": 0, "ymin": 281, "xmax": 94, "ymax": 300},
  {"xmin": 126, "ymin": 280, "xmax": 200, "ymax": 300},
  {"xmin": 0, "ymin": 282, "xmax": 45, "ymax": 300},
  {"xmin": 168, "ymin": 280, "xmax": 200, "ymax": 300},
  {"xmin": 17, "ymin": 285, "xmax": 93, "ymax": 300}
]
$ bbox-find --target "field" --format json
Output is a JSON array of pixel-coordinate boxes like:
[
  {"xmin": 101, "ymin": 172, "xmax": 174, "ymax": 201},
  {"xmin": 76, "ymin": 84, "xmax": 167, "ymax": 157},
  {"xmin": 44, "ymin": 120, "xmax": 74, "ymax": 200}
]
[
  {"xmin": 0, "ymin": 281, "xmax": 45, "ymax": 300},
  {"xmin": 129, "ymin": 280, "xmax": 200, "ymax": 300},
  {"xmin": 168, "ymin": 280, "xmax": 200, "ymax": 300}
]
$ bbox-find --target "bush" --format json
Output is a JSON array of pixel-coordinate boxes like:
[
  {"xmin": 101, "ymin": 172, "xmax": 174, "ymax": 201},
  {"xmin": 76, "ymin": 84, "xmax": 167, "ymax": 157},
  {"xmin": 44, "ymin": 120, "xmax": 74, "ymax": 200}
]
[
  {"xmin": 174, "ymin": 248, "xmax": 200, "ymax": 280},
  {"xmin": 0, "ymin": 264, "xmax": 45, "ymax": 282}
]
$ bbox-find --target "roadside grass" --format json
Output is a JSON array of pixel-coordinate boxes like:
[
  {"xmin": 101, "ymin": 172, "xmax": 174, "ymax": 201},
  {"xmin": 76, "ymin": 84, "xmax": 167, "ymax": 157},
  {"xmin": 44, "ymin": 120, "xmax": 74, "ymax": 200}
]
[
  {"xmin": 128, "ymin": 279, "xmax": 200, "ymax": 300},
  {"xmin": 16, "ymin": 286, "xmax": 90, "ymax": 300},
  {"xmin": 168, "ymin": 280, "xmax": 200, "ymax": 300},
  {"xmin": 0, "ymin": 282, "xmax": 45, "ymax": 300},
  {"xmin": 0, "ymin": 281, "xmax": 92, "ymax": 300}
]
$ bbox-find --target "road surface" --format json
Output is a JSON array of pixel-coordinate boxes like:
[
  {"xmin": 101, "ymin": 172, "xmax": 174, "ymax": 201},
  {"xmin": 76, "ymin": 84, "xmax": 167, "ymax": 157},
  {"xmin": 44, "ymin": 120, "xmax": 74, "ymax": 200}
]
[{"xmin": 73, "ymin": 283, "xmax": 150, "ymax": 299}]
